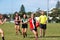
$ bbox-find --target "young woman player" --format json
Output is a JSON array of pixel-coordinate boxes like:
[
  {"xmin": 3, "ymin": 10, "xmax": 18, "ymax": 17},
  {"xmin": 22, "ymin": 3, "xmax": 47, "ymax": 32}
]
[
  {"xmin": 0, "ymin": 14, "xmax": 7, "ymax": 40},
  {"xmin": 21, "ymin": 14, "xmax": 28, "ymax": 38},
  {"xmin": 14, "ymin": 12, "xmax": 21, "ymax": 35},
  {"xmin": 28, "ymin": 14, "xmax": 38, "ymax": 40}
]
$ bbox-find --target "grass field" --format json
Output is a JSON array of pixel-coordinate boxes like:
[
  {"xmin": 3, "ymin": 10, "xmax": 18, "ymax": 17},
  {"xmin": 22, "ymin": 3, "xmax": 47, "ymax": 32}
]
[{"xmin": 0, "ymin": 23, "xmax": 60, "ymax": 40}]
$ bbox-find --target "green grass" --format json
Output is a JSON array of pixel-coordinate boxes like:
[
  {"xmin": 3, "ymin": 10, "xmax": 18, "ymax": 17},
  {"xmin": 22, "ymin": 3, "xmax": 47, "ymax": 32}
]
[{"xmin": 0, "ymin": 23, "xmax": 60, "ymax": 40}]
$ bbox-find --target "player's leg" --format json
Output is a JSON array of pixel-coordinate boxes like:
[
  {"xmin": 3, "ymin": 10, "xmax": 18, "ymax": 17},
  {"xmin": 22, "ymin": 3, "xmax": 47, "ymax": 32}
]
[
  {"xmin": 18, "ymin": 25, "xmax": 21, "ymax": 34},
  {"xmin": 40, "ymin": 28, "xmax": 43, "ymax": 37},
  {"xmin": 43, "ymin": 24, "xmax": 46, "ymax": 37},
  {"xmin": 22, "ymin": 28, "xmax": 23, "ymax": 34},
  {"xmin": 36, "ymin": 31, "xmax": 38, "ymax": 38},
  {"xmin": 32, "ymin": 30, "xmax": 38, "ymax": 40},
  {"xmin": 43, "ymin": 29, "xmax": 46, "ymax": 37},
  {"xmin": 22, "ymin": 24, "xmax": 27, "ymax": 38},
  {"xmin": 36, "ymin": 31, "xmax": 38, "ymax": 40},
  {"xmin": 24, "ymin": 24, "xmax": 28, "ymax": 37},
  {"xmin": 22, "ymin": 28, "xmax": 25, "ymax": 38},
  {"xmin": 15, "ymin": 25, "xmax": 18, "ymax": 35},
  {"xmin": 24, "ymin": 28, "xmax": 27, "ymax": 37},
  {"xmin": 0, "ymin": 29, "xmax": 5, "ymax": 40},
  {"xmin": 40, "ymin": 24, "xmax": 43, "ymax": 37}
]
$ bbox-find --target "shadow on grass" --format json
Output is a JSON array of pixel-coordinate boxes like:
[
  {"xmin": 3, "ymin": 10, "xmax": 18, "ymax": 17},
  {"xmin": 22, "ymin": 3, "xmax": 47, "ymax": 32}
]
[
  {"xmin": 27, "ymin": 36, "xmax": 60, "ymax": 38},
  {"xmin": 44, "ymin": 36, "xmax": 60, "ymax": 38}
]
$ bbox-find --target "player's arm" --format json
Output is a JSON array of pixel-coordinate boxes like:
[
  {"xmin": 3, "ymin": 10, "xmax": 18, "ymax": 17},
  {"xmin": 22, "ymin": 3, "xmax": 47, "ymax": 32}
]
[
  {"xmin": 19, "ymin": 16, "xmax": 21, "ymax": 22},
  {"xmin": 0, "ymin": 18, "xmax": 7, "ymax": 24},
  {"xmin": 20, "ymin": 19, "xmax": 23, "ymax": 24},
  {"xmin": 24, "ymin": 19, "xmax": 28, "ymax": 24},
  {"xmin": 38, "ymin": 16, "xmax": 41, "ymax": 23},
  {"xmin": 22, "ymin": 18, "xmax": 29, "ymax": 24},
  {"xmin": 14, "ymin": 18, "xmax": 16, "ymax": 22},
  {"xmin": 0, "ymin": 20, "xmax": 3, "ymax": 24},
  {"xmin": 27, "ymin": 18, "xmax": 30, "ymax": 22},
  {"xmin": 45, "ymin": 16, "xmax": 48, "ymax": 24},
  {"xmin": 15, "ymin": 16, "xmax": 21, "ymax": 22},
  {"xmin": 3, "ymin": 18, "xmax": 7, "ymax": 24}
]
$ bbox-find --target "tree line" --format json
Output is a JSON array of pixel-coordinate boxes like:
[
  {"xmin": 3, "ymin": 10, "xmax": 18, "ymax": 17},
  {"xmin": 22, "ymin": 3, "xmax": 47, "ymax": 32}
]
[{"xmin": 2, "ymin": 1, "xmax": 60, "ymax": 23}]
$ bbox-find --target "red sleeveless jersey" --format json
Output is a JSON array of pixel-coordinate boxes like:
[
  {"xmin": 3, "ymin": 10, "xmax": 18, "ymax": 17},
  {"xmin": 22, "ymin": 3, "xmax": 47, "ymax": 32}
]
[{"xmin": 29, "ymin": 18, "xmax": 35, "ymax": 30}]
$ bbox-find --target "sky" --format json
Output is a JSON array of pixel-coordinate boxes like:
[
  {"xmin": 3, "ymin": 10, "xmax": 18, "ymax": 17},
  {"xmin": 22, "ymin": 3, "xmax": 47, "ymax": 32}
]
[{"xmin": 0, "ymin": 0, "xmax": 60, "ymax": 14}]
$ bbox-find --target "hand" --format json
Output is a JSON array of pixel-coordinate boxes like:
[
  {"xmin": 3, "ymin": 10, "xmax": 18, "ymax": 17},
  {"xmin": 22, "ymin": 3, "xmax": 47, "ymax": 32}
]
[
  {"xmin": 45, "ymin": 21, "xmax": 47, "ymax": 24},
  {"xmin": 3, "ymin": 18, "xmax": 7, "ymax": 24}
]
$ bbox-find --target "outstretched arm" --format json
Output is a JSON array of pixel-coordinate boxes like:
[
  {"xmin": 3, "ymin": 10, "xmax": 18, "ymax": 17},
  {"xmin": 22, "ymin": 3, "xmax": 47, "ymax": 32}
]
[
  {"xmin": 0, "ymin": 18, "xmax": 7, "ymax": 24},
  {"xmin": 3, "ymin": 18, "xmax": 7, "ymax": 24}
]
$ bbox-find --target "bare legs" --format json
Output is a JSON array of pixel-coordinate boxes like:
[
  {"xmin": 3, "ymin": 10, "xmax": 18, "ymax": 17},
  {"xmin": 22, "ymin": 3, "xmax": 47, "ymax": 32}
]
[
  {"xmin": 0, "ymin": 29, "xmax": 5, "ymax": 40},
  {"xmin": 15, "ymin": 25, "xmax": 21, "ymax": 35},
  {"xmin": 22, "ymin": 28, "xmax": 27, "ymax": 38},
  {"xmin": 40, "ymin": 28, "xmax": 46, "ymax": 37},
  {"xmin": 32, "ymin": 30, "xmax": 38, "ymax": 40}
]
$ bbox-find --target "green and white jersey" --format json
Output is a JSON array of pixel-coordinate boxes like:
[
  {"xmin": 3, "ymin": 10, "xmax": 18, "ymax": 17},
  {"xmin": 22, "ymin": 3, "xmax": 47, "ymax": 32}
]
[{"xmin": 22, "ymin": 18, "xmax": 28, "ymax": 23}]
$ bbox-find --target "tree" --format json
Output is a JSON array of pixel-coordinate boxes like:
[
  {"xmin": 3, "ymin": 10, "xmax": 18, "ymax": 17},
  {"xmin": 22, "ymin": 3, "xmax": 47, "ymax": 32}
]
[
  {"xmin": 3, "ymin": 14, "xmax": 9, "ymax": 19},
  {"xmin": 50, "ymin": 8, "xmax": 58, "ymax": 17},
  {"xmin": 19, "ymin": 4, "xmax": 26, "ymax": 15},
  {"xmin": 49, "ymin": 8, "xmax": 60, "ymax": 23},
  {"xmin": 56, "ymin": 1, "xmax": 60, "ymax": 9},
  {"xmin": 35, "ymin": 8, "xmax": 41, "ymax": 17},
  {"xmin": 48, "ymin": 1, "xmax": 60, "ymax": 23},
  {"xmin": 56, "ymin": 1, "xmax": 60, "ymax": 16},
  {"xmin": 27, "ymin": 12, "xmax": 32, "ymax": 15},
  {"xmin": 26, "ymin": 12, "xmax": 32, "ymax": 18}
]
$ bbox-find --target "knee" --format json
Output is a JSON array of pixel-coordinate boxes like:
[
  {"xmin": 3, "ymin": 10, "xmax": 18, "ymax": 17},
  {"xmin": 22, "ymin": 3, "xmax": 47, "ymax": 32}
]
[{"xmin": 0, "ymin": 29, "xmax": 4, "ymax": 34}]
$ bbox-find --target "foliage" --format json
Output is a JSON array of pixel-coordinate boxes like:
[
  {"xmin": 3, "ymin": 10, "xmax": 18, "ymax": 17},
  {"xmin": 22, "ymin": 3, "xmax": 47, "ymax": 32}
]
[
  {"xmin": 56, "ymin": 1, "xmax": 60, "ymax": 9},
  {"xmin": 19, "ymin": 4, "xmax": 26, "ymax": 15}
]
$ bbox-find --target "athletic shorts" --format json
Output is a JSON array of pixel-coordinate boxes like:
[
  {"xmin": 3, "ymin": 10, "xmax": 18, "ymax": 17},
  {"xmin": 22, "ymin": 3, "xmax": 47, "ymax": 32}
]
[
  {"xmin": 22, "ymin": 24, "xmax": 28, "ymax": 28},
  {"xmin": 33, "ymin": 28, "xmax": 37, "ymax": 31},
  {"xmin": 31, "ymin": 27, "xmax": 37, "ymax": 31},
  {"xmin": 40, "ymin": 24, "xmax": 47, "ymax": 29}
]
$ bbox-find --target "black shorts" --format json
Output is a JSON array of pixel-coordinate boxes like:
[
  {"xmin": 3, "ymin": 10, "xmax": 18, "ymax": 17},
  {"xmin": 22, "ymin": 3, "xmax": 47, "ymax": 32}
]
[
  {"xmin": 22, "ymin": 24, "xmax": 28, "ymax": 28},
  {"xmin": 33, "ymin": 28, "xmax": 37, "ymax": 31},
  {"xmin": 40, "ymin": 24, "xmax": 47, "ymax": 29},
  {"xmin": 31, "ymin": 27, "xmax": 37, "ymax": 31}
]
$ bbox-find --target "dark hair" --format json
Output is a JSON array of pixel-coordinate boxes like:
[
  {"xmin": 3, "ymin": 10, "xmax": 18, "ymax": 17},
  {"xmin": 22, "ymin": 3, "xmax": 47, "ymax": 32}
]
[
  {"xmin": 13, "ymin": 12, "xmax": 19, "ymax": 19},
  {"xmin": 3, "ymin": 14, "xmax": 9, "ymax": 19},
  {"xmin": 22, "ymin": 14, "xmax": 27, "ymax": 19},
  {"xmin": 14, "ymin": 12, "xmax": 19, "ymax": 16}
]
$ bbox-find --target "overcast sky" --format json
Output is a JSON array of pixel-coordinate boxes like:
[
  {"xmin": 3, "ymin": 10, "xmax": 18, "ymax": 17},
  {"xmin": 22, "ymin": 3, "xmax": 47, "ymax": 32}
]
[{"xmin": 0, "ymin": 0, "xmax": 60, "ymax": 14}]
